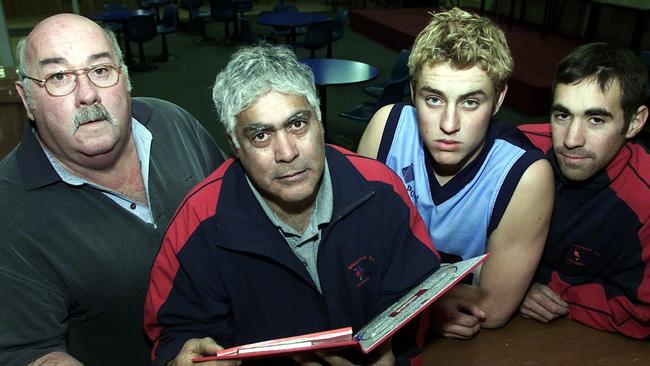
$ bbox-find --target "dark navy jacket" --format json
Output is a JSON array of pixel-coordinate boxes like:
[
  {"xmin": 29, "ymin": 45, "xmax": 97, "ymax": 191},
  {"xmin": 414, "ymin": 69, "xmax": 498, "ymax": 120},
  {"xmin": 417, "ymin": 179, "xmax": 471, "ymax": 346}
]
[
  {"xmin": 520, "ymin": 123, "xmax": 650, "ymax": 340},
  {"xmin": 145, "ymin": 145, "xmax": 441, "ymax": 365}
]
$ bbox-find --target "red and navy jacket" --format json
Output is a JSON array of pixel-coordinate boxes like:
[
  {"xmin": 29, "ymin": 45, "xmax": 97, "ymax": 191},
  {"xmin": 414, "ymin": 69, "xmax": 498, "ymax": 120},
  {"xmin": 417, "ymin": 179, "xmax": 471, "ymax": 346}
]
[
  {"xmin": 520, "ymin": 123, "xmax": 650, "ymax": 340},
  {"xmin": 144, "ymin": 145, "xmax": 441, "ymax": 365}
]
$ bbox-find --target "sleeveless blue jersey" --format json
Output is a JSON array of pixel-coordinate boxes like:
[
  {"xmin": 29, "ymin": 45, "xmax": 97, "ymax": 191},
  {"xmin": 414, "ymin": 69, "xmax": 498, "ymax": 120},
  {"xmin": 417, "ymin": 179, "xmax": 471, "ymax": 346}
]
[{"xmin": 377, "ymin": 104, "xmax": 544, "ymax": 263}]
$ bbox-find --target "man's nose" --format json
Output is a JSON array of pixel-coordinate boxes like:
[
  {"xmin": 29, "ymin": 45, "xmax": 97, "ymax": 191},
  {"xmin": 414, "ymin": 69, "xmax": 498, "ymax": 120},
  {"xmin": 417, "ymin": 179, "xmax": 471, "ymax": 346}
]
[
  {"xmin": 74, "ymin": 73, "xmax": 101, "ymax": 107},
  {"xmin": 274, "ymin": 132, "xmax": 299, "ymax": 163},
  {"xmin": 563, "ymin": 120, "xmax": 586, "ymax": 149}
]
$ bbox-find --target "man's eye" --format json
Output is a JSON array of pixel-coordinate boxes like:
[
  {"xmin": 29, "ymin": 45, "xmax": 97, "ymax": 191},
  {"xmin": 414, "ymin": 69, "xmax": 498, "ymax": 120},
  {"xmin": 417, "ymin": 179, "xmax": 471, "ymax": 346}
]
[
  {"xmin": 49, "ymin": 72, "xmax": 69, "ymax": 83},
  {"xmin": 463, "ymin": 100, "xmax": 479, "ymax": 109},
  {"xmin": 553, "ymin": 113, "xmax": 569, "ymax": 121},
  {"xmin": 93, "ymin": 67, "xmax": 109, "ymax": 77},
  {"xmin": 290, "ymin": 120, "xmax": 306, "ymax": 129},
  {"xmin": 425, "ymin": 96, "xmax": 441, "ymax": 105},
  {"xmin": 590, "ymin": 117, "xmax": 605, "ymax": 125},
  {"xmin": 252, "ymin": 132, "xmax": 267, "ymax": 141}
]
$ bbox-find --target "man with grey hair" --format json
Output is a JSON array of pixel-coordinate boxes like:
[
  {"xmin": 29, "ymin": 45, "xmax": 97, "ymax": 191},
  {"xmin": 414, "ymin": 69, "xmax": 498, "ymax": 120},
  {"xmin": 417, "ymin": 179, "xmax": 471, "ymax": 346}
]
[
  {"xmin": 0, "ymin": 14, "xmax": 223, "ymax": 366},
  {"xmin": 144, "ymin": 44, "xmax": 441, "ymax": 366}
]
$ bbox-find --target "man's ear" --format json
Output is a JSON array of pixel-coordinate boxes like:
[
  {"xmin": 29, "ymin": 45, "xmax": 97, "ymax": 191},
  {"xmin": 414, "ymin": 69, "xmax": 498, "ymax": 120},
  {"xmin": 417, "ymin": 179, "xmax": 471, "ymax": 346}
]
[
  {"xmin": 492, "ymin": 84, "xmax": 508, "ymax": 116},
  {"xmin": 15, "ymin": 80, "xmax": 35, "ymax": 120},
  {"xmin": 226, "ymin": 134, "xmax": 239, "ymax": 158},
  {"xmin": 625, "ymin": 105, "xmax": 648, "ymax": 139}
]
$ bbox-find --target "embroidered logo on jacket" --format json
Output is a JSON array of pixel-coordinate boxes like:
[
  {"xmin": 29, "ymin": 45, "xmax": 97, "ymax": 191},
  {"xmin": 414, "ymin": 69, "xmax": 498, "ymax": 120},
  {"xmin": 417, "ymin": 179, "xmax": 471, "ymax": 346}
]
[
  {"xmin": 347, "ymin": 256, "xmax": 376, "ymax": 287},
  {"xmin": 401, "ymin": 164, "xmax": 419, "ymax": 203},
  {"xmin": 565, "ymin": 244, "xmax": 600, "ymax": 267}
]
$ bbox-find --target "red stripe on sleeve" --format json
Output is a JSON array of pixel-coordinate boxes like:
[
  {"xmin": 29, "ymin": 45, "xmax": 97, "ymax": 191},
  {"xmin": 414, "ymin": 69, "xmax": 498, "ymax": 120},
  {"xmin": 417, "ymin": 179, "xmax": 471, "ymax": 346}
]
[{"xmin": 144, "ymin": 159, "xmax": 233, "ymax": 346}]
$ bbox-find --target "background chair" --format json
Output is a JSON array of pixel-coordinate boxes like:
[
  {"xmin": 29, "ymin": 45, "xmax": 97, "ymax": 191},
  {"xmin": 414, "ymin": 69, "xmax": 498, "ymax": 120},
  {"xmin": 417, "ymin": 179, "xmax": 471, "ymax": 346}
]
[
  {"xmin": 264, "ymin": 4, "xmax": 304, "ymax": 43},
  {"xmin": 125, "ymin": 12, "xmax": 158, "ymax": 71},
  {"xmin": 340, "ymin": 75, "xmax": 409, "ymax": 123},
  {"xmin": 210, "ymin": 0, "xmax": 238, "ymax": 43},
  {"xmin": 102, "ymin": 3, "xmax": 129, "ymax": 42},
  {"xmin": 363, "ymin": 49, "xmax": 410, "ymax": 98},
  {"xmin": 180, "ymin": 0, "xmax": 211, "ymax": 40},
  {"xmin": 296, "ymin": 20, "xmax": 332, "ymax": 58},
  {"xmin": 240, "ymin": 18, "xmax": 262, "ymax": 45},
  {"xmin": 329, "ymin": 9, "xmax": 349, "ymax": 58},
  {"xmin": 156, "ymin": 4, "xmax": 178, "ymax": 61}
]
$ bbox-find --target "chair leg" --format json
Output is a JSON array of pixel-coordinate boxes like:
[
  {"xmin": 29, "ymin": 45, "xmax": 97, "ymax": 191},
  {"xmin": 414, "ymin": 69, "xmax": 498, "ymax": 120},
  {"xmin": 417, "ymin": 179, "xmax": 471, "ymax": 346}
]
[
  {"xmin": 125, "ymin": 39, "xmax": 136, "ymax": 68},
  {"xmin": 199, "ymin": 18, "xmax": 206, "ymax": 38},
  {"xmin": 138, "ymin": 42, "xmax": 148, "ymax": 66},
  {"xmin": 160, "ymin": 34, "xmax": 169, "ymax": 61}
]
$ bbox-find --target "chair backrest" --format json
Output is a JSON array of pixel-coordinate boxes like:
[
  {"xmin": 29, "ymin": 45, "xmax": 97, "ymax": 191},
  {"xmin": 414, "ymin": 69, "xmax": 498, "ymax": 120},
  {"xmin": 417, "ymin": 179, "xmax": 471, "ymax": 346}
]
[
  {"xmin": 389, "ymin": 49, "xmax": 411, "ymax": 81},
  {"xmin": 377, "ymin": 75, "xmax": 409, "ymax": 108},
  {"xmin": 126, "ymin": 13, "xmax": 157, "ymax": 42},
  {"xmin": 303, "ymin": 20, "xmax": 332, "ymax": 51},
  {"xmin": 210, "ymin": 0, "xmax": 237, "ymax": 21},
  {"xmin": 104, "ymin": 2, "xmax": 129, "ymax": 12},
  {"xmin": 331, "ymin": 10, "xmax": 349, "ymax": 42},
  {"xmin": 161, "ymin": 4, "xmax": 178, "ymax": 29},
  {"xmin": 182, "ymin": 0, "xmax": 203, "ymax": 16},
  {"xmin": 240, "ymin": 18, "xmax": 258, "ymax": 44},
  {"xmin": 273, "ymin": 3, "xmax": 298, "ymax": 12}
]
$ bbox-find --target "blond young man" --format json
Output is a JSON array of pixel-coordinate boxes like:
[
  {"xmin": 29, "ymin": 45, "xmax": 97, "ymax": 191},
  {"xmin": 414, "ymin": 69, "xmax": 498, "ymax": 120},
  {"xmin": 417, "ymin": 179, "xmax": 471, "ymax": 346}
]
[{"xmin": 357, "ymin": 8, "xmax": 554, "ymax": 339}]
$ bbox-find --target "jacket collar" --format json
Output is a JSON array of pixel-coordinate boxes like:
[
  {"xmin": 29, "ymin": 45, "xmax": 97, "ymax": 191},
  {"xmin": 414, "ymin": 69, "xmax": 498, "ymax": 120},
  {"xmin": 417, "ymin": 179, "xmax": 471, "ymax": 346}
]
[
  {"xmin": 213, "ymin": 145, "xmax": 376, "ymax": 288},
  {"xmin": 551, "ymin": 141, "xmax": 633, "ymax": 194},
  {"xmin": 16, "ymin": 98, "xmax": 151, "ymax": 191},
  {"xmin": 215, "ymin": 145, "xmax": 375, "ymax": 253}
]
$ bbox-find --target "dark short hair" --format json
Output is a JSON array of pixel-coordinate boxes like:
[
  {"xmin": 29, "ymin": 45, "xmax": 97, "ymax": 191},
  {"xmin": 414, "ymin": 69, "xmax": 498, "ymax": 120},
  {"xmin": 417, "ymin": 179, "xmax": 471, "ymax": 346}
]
[{"xmin": 552, "ymin": 42, "xmax": 648, "ymax": 128}]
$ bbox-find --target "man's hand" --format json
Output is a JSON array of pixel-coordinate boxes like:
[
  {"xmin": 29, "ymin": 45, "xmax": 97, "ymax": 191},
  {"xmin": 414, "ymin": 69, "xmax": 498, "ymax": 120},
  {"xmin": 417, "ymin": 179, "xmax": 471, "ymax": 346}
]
[
  {"xmin": 520, "ymin": 283, "xmax": 568, "ymax": 323},
  {"xmin": 28, "ymin": 351, "xmax": 84, "ymax": 366},
  {"xmin": 429, "ymin": 295, "xmax": 487, "ymax": 339},
  {"xmin": 168, "ymin": 338, "xmax": 241, "ymax": 366},
  {"xmin": 292, "ymin": 340, "xmax": 395, "ymax": 366}
]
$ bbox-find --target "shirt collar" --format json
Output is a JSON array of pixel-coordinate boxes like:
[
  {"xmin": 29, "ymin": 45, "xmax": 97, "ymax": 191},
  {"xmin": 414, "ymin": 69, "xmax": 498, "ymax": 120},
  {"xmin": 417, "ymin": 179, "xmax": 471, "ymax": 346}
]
[
  {"xmin": 247, "ymin": 160, "xmax": 333, "ymax": 236},
  {"xmin": 40, "ymin": 117, "xmax": 152, "ymax": 189}
]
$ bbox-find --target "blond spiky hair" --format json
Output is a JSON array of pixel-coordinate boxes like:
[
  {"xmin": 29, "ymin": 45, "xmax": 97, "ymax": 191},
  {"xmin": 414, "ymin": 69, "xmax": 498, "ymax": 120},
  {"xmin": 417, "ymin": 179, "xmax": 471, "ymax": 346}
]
[{"xmin": 408, "ymin": 7, "xmax": 513, "ymax": 92}]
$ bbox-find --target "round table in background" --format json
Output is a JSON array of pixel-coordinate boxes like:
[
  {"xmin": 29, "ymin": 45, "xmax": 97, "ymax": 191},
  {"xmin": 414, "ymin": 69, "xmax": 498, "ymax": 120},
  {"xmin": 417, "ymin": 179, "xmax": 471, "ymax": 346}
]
[{"xmin": 301, "ymin": 58, "xmax": 380, "ymax": 140}]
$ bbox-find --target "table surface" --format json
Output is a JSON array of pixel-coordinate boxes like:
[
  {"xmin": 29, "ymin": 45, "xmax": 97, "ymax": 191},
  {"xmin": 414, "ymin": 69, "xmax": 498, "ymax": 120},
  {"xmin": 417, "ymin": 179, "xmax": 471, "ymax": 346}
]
[
  {"xmin": 256, "ymin": 12, "xmax": 330, "ymax": 28},
  {"xmin": 300, "ymin": 58, "xmax": 379, "ymax": 87},
  {"xmin": 422, "ymin": 314, "xmax": 650, "ymax": 365}
]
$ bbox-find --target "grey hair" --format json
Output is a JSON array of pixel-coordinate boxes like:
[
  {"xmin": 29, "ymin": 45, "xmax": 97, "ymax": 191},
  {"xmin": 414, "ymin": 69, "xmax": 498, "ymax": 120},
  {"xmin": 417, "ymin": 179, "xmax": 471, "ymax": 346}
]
[
  {"xmin": 16, "ymin": 26, "xmax": 132, "ymax": 109},
  {"xmin": 212, "ymin": 44, "xmax": 320, "ymax": 149}
]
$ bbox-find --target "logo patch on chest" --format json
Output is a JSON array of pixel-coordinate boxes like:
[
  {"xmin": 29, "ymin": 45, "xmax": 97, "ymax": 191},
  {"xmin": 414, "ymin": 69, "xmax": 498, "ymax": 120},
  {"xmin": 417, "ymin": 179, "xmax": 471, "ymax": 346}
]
[
  {"xmin": 347, "ymin": 256, "xmax": 376, "ymax": 287},
  {"xmin": 565, "ymin": 244, "xmax": 601, "ymax": 267}
]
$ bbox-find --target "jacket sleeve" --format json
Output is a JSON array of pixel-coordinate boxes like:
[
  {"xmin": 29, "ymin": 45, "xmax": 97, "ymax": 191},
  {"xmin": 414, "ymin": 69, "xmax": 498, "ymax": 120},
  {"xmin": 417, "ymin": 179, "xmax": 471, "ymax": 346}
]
[
  {"xmin": 537, "ymin": 220, "xmax": 650, "ymax": 339},
  {"xmin": 144, "ymin": 192, "xmax": 232, "ymax": 365}
]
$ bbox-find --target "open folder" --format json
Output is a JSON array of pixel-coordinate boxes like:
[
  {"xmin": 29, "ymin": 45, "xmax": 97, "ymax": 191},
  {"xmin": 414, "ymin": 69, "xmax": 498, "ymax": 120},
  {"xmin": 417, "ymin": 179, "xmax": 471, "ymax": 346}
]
[{"xmin": 194, "ymin": 254, "xmax": 488, "ymax": 362}]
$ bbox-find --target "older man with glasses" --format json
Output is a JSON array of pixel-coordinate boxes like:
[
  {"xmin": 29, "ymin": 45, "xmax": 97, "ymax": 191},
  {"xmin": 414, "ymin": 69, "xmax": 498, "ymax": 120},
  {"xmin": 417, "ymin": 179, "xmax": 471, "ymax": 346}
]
[{"xmin": 0, "ymin": 13, "xmax": 224, "ymax": 366}]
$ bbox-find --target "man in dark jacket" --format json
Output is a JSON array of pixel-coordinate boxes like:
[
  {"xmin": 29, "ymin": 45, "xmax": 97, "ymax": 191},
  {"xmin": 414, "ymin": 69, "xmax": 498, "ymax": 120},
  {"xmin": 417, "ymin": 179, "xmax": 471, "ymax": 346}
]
[
  {"xmin": 519, "ymin": 42, "xmax": 650, "ymax": 339},
  {"xmin": 145, "ymin": 44, "xmax": 441, "ymax": 366}
]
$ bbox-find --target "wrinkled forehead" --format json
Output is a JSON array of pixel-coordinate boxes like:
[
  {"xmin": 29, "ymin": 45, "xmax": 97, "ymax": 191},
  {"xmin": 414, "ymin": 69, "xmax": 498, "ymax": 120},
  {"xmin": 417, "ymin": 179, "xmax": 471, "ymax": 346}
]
[{"xmin": 25, "ymin": 17, "xmax": 115, "ymax": 71}]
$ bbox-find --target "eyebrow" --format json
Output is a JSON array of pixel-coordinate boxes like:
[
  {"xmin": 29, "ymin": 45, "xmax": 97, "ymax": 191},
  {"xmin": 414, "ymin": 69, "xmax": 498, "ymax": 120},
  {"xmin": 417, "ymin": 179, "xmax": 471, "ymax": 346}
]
[
  {"xmin": 419, "ymin": 86, "xmax": 488, "ymax": 99},
  {"xmin": 242, "ymin": 110, "xmax": 312, "ymax": 135},
  {"xmin": 38, "ymin": 52, "xmax": 114, "ymax": 69},
  {"xmin": 584, "ymin": 108, "xmax": 613, "ymax": 118},
  {"xmin": 551, "ymin": 104, "xmax": 613, "ymax": 118}
]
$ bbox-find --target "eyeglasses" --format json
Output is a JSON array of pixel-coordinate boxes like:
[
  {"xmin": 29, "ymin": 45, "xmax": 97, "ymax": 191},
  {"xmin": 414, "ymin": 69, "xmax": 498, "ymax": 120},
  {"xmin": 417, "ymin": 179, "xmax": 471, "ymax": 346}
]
[{"xmin": 21, "ymin": 63, "xmax": 122, "ymax": 97}]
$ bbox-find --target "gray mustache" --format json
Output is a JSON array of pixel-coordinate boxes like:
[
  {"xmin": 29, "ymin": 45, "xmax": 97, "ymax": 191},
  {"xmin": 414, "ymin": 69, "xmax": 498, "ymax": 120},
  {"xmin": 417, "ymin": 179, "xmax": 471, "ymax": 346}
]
[{"xmin": 72, "ymin": 105, "xmax": 116, "ymax": 132}]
